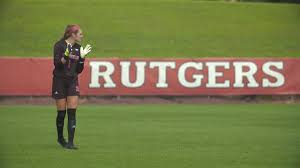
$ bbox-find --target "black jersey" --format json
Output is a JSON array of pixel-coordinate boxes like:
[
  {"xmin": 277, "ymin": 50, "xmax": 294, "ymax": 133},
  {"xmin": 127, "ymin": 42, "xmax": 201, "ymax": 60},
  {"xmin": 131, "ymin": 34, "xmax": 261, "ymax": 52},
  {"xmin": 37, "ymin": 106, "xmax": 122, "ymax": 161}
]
[{"xmin": 53, "ymin": 39, "xmax": 85, "ymax": 77}]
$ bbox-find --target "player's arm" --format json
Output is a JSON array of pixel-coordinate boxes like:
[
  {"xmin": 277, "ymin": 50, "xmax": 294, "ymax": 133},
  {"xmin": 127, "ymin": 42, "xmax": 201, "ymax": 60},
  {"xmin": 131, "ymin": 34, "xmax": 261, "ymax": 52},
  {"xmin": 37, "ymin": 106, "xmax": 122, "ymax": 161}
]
[
  {"xmin": 53, "ymin": 43, "xmax": 66, "ymax": 68},
  {"xmin": 76, "ymin": 44, "xmax": 92, "ymax": 74},
  {"xmin": 54, "ymin": 42, "xmax": 72, "ymax": 68}
]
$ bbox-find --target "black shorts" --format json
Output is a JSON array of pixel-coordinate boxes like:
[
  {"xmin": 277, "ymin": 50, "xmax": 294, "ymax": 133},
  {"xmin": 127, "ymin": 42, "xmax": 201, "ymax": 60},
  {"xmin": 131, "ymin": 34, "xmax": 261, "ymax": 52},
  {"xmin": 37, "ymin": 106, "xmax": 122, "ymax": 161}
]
[{"xmin": 52, "ymin": 76, "xmax": 80, "ymax": 99}]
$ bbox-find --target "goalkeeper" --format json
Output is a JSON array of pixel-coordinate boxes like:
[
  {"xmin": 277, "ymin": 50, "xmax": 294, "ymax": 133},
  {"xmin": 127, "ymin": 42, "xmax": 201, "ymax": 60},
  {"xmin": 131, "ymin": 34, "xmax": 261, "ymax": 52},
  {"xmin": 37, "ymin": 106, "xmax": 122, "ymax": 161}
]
[{"xmin": 52, "ymin": 24, "xmax": 92, "ymax": 149}]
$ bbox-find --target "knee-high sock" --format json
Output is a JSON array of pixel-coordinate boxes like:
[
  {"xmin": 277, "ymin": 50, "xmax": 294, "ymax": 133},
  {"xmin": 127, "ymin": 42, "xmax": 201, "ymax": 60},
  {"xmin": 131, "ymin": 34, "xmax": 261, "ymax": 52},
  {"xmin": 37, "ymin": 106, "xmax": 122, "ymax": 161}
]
[
  {"xmin": 67, "ymin": 109, "xmax": 76, "ymax": 144},
  {"xmin": 56, "ymin": 110, "xmax": 66, "ymax": 140}
]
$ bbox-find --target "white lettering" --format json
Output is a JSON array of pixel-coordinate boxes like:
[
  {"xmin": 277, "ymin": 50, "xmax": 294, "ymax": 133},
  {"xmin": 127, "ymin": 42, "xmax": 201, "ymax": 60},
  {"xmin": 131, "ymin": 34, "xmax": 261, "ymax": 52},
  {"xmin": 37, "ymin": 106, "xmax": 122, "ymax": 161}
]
[
  {"xmin": 178, "ymin": 62, "xmax": 203, "ymax": 88},
  {"xmin": 262, "ymin": 62, "xmax": 284, "ymax": 87},
  {"xmin": 89, "ymin": 61, "xmax": 116, "ymax": 88},
  {"xmin": 149, "ymin": 62, "xmax": 176, "ymax": 88},
  {"xmin": 206, "ymin": 62, "xmax": 230, "ymax": 88},
  {"xmin": 233, "ymin": 62, "xmax": 259, "ymax": 88},
  {"xmin": 120, "ymin": 61, "xmax": 146, "ymax": 88}
]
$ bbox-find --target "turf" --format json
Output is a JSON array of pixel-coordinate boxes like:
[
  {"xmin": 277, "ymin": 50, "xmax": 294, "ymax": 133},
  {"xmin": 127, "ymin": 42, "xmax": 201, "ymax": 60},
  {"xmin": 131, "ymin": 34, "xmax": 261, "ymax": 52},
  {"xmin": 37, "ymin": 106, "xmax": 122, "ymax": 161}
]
[
  {"xmin": 0, "ymin": 104, "xmax": 299, "ymax": 168},
  {"xmin": 0, "ymin": 0, "xmax": 300, "ymax": 58}
]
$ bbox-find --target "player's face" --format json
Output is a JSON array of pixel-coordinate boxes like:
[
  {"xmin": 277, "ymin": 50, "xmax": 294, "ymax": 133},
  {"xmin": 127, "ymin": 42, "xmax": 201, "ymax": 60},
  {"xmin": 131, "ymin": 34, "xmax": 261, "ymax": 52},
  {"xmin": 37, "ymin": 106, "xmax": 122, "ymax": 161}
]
[{"xmin": 73, "ymin": 29, "xmax": 83, "ymax": 42}]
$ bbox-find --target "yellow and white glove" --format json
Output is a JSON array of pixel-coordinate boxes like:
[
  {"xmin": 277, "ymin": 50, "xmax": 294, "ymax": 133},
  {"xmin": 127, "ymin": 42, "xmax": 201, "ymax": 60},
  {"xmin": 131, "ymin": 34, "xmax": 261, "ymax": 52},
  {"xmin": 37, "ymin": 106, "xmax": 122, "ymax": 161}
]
[
  {"xmin": 63, "ymin": 43, "xmax": 72, "ymax": 62},
  {"xmin": 64, "ymin": 43, "xmax": 72, "ymax": 56},
  {"xmin": 80, "ymin": 44, "xmax": 92, "ymax": 59}
]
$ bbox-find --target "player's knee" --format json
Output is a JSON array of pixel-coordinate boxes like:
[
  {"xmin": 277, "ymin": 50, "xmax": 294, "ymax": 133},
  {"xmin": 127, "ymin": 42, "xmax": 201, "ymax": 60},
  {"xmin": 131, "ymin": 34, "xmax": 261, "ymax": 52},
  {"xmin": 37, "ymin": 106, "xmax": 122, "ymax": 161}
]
[
  {"xmin": 56, "ymin": 99, "xmax": 66, "ymax": 110},
  {"xmin": 67, "ymin": 103, "xmax": 78, "ymax": 109},
  {"xmin": 67, "ymin": 96, "xmax": 78, "ymax": 109}
]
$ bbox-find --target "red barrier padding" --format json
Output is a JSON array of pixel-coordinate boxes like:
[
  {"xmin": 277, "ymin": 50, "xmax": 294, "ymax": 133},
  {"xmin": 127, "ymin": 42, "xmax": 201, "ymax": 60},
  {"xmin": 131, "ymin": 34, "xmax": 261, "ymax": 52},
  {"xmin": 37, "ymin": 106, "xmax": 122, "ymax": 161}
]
[{"xmin": 0, "ymin": 57, "xmax": 299, "ymax": 96}]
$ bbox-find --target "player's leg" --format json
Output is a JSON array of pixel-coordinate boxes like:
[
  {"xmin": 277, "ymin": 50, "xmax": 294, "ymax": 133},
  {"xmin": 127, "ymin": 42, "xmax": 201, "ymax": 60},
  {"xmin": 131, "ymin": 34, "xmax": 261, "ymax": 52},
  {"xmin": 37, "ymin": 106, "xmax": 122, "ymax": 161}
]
[
  {"xmin": 52, "ymin": 76, "xmax": 67, "ymax": 147},
  {"xmin": 55, "ymin": 99, "xmax": 67, "ymax": 147},
  {"xmin": 65, "ymin": 96, "xmax": 78, "ymax": 149},
  {"xmin": 65, "ymin": 77, "xmax": 80, "ymax": 149}
]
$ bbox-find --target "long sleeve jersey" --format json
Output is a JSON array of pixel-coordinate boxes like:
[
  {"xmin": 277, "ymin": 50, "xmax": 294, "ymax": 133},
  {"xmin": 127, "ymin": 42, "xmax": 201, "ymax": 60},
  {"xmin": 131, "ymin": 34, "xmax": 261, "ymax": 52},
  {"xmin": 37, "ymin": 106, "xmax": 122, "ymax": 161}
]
[{"xmin": 53, "ymin": 39, "xmax": 85, "ymax": 77}]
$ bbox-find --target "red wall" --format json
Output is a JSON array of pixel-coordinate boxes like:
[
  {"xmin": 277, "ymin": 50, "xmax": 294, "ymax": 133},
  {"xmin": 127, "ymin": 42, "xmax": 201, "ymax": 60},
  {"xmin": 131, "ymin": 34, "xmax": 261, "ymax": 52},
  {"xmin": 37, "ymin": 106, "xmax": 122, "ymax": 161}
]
[{"xmin": 0, "ymin": 57, "xmax": 299, "ymax": 96}]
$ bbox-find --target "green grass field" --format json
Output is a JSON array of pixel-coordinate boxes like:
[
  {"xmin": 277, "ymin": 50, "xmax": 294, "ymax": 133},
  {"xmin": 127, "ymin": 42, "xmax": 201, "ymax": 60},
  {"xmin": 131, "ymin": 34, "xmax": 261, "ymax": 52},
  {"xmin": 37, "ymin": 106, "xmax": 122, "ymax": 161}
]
[
  {"xmin": 0, "ymin": 104, "xmax": 300, "ymax": 168},
  {"xmin": 0, "ymin": 0, "xmax": 300, "ymax": 57},
  {"xmin": 1, "ymin": 0, "xmax": 300, "ymax": 167}
]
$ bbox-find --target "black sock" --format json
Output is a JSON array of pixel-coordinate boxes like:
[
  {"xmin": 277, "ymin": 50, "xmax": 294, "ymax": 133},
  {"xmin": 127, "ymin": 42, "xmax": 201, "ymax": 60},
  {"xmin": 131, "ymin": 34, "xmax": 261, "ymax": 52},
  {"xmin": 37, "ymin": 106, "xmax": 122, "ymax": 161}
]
[
  {"xmin": 67, "ymin": 108, "xmax": 77, "ymax": 145},
  {"xmin": 56, "ymin": 110, "xmax": 66, "ymax": 140}
]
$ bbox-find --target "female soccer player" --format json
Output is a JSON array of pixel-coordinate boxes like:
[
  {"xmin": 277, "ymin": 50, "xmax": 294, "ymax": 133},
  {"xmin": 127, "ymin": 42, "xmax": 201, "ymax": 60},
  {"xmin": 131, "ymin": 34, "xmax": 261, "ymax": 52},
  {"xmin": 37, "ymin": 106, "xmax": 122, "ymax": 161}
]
[{"xmin": 52, "ymin": 24, "xmax": 92, "ymax": 149}]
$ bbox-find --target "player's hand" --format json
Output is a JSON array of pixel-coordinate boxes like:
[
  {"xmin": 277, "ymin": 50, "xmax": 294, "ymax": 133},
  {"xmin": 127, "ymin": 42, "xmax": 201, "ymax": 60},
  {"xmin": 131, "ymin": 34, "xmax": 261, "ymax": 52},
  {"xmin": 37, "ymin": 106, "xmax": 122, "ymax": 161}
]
[
  {"xmin": 61, "ymin": 57, "xmax": 67, "ymax": 64},
  {"xmin": 64, "ymin": 43, "xmax": 72, "ymax": 60},
  {"xmin": 64, "ymin": 43, "xmax": 72, "ymax": 56},
  {"xmin": 80, "ymin": 44, "xmax": 92, "ymax": 58}
]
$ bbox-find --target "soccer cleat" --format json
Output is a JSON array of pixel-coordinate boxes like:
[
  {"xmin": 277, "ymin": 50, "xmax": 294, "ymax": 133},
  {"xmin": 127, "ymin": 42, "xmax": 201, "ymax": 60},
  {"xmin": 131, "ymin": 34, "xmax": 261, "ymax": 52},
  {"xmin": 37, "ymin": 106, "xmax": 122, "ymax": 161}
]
[
  {"xmin": 64, "ymin": 143, "xmax": 78, "ymax": 150},
  {"xmin": 57, "ymin": 138, "xmax": 67, "ymax": 148}
]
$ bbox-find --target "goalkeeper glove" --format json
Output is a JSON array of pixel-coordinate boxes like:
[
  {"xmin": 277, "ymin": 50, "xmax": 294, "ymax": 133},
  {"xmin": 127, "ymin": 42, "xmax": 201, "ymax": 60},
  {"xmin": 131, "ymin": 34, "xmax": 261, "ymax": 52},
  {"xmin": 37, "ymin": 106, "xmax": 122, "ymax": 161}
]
[
  {"xmin": 80, "ymin": 44, "xmax": 92, "ymax": 59},
  {"xmin": 64, "ymin": 43, "xmax": 72, "ymax": 60}
]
